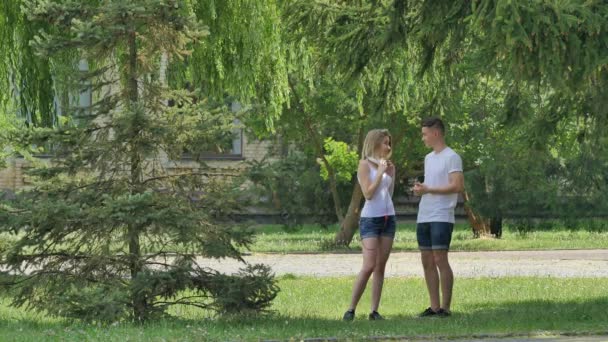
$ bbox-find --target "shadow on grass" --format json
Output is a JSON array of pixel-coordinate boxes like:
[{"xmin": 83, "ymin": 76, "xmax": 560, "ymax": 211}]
[
  {"xmin": 0, "ymin": 297, "xmax": 607, "ymax": 341},
  {"xmin": 191, "ymin": 297, "xmax": 608, "ymax": 340}
]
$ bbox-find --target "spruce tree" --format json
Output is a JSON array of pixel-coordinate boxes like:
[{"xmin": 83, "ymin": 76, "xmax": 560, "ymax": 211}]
[{"xmin": 0, "ymin": 0, "xmax": 278, "ymax": 322}]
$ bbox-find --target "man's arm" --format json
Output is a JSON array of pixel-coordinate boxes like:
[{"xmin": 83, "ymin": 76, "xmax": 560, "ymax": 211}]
[
  {"xmin": 414, "ymin": 172, "xmax": 464, "ymax": 195},
  {"xmin": 426, "ymin": 172, "xmax": 464, "ymax": 194}
]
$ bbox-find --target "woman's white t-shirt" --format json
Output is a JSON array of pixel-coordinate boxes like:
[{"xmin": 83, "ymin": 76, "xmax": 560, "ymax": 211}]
[{"xmin": 359, "ymin": 161, "xmax": 395, "ymax": 218}]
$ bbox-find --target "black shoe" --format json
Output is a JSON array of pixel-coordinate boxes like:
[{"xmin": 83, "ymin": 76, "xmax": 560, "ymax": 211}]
[
  {"xmin": 343, "ymin": 309, "xmax": 355, "ymax": 321},
  {"xmin": 368, "ymin": 311, "xmax": 384, "ymax": 320},
  {"xmin": 418, "ymin": 307, "xmax": 438, "ymax": 317},
  {"xmin": 437, "ymin": 308, "xmax": 451, "ymax": 317}
]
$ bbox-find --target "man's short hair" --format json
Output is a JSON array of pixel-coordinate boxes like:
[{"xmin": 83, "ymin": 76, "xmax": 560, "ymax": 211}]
[{"xmin": 422, "ymin": 117, "xmax": 445, "ymax": 135}]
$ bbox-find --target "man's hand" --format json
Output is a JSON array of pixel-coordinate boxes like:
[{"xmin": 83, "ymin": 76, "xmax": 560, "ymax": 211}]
[
  {"xmin": 413, "ymin": 183, "xmax": 429, "ymax": 196},
  {"xmin": 413, "ymin": 172, "xmax": 464, "ymax": 196}
]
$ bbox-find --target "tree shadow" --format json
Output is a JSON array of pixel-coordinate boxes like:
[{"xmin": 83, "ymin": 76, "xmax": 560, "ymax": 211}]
[{"xmin": 0, "ymin": 296, "xmax": 607, "ymax": 341}]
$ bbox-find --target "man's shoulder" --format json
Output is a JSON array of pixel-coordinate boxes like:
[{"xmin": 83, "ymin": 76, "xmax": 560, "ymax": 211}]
[{"xmin": 444, "ymin": 147, "xmax": 461, "ymax": 159}]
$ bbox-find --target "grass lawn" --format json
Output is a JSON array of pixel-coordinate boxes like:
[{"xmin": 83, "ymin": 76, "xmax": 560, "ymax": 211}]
[
  {"xmin": 247, "ymin": 223, "xmax": 608, "ymax": 253},
  {"xmin": 1, "ymin": 277, "xmax": 607, "ymax": 341},
  {"xmin": 2, "ymin": 223, "xmax": 607, "ymax": 256}
]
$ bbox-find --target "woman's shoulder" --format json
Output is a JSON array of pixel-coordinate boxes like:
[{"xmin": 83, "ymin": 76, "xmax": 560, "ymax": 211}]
[{"xmin": 358, "ymin": 159, "xmax": 372, "ymax": 172}]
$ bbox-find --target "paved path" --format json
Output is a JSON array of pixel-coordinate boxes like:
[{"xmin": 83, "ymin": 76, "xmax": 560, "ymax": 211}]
[
  {"xmin": 294, "ymin": 335, "xmax": 608, "ymax": 342},
  {"xmin": 448, "ymin": 335, "xmax": 608, "ymax": 342},
  {"xmin": 458, "ymin": 337, "xmax": 608, "ymax": 342},
  {"xmin": 196, "ymin": 249, "xmax": 608, "ymax": 278}
]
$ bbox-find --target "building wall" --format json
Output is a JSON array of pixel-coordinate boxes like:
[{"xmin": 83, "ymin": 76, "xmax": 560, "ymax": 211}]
[
  {"xmin": 0, "ymin": 134, "xmax": 273, "ymax": 191},
  {"xmin": 0, "ymin": 158, "xmax": 28, "ymax": 190}
]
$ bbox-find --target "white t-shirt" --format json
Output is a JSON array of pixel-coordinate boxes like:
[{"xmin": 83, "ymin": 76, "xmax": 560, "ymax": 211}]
[
  {"xmin": 359, "ymin": 162, "xmax": 395, "ymax": 218},
  {"xmin": 417, "ymin": 147, "xmax": 463, "ymax": 223}
]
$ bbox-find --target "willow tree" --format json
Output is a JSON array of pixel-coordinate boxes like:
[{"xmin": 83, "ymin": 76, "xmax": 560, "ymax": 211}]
[
  {"xmin": 271, "ymin": 48, "xmax": 433, "ymax": 242},
  {"xmin": 1, "ymin": 0, "xmax": 290, "ymax": 129},
  {"xmin": 0, "ymin": 0, "xmax": 56, "ymax": 127},
  {"xmin": 281, "ymin": 0, "xmax": 470, "ymax": 244},
  {"xmin": 283, "ymin": 0, "xmax": 608, "ymax": 243},
  {"xmin": 164, "ymin": 0, "xmax": 289, "ymax": 130},
  {"xmin": 0, "ymin": 0, "xmax": 280, "ymax": 322},
  {"xmin": 0, "ymin": 114, "xmax": 16, "ymax": 170}
]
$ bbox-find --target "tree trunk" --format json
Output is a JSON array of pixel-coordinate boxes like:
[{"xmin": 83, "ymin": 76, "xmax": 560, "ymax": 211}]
[
  {"xmin": 302, "ymin": 115, "xmax": 344, "ymax": 222},
  {"xmin": 334, "ymin": 181, "xmax": 363, "ymax": 245},
  {"xmin": 126, "ymin": 30, "xmax": 146, "ymax": 322},
  {"xmin": 334, "ymin": 127, "xmax": 366, "ymax": 245},
  {"xmin": 490, "ymin": 216, "xmax": 503, "ymax": 238},
  {"xmin": 463, "ymin": 191, "xmax": 502, "ymax": 238},
  {"xmin": 326, "ymin": 166, "xmax": 345, "ymax": 222},
  {"xmin": 287, "ymin": 79, "xmax": 345, "ymax": 222}
]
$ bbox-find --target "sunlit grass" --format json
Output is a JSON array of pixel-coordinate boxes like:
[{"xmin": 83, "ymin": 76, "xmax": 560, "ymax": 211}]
[
  {"xmin": 1, "ymin": 277, "xmax": 607, "ymax": 341},
  {"xmin": 247, "ymin": 223, "xmax": 608, "ymax": 253}
]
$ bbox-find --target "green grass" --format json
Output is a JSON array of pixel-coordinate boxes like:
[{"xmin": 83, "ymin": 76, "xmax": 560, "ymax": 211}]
[
  {"xmin": 247, "ymin": 223, "xmax": 608, "ymax": 253},
  {"xmin": 3, "ymin": 223, "xmax": 607, "ymax": 256},
  {"xmin": 1, "ymin": 277, "xmax": 607, "ymax": 341}
]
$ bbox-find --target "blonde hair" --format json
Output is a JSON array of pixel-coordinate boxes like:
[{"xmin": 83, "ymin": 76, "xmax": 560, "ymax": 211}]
[{"xmin": 361, "ymin": 129, "xmax": 392, "ymax": 160}]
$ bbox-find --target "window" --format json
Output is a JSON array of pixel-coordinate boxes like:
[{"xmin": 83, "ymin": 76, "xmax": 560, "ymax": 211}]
[
  {"xmin": 181, "ymin": 102, "xmax": 244, "ymax": 161},
  {"xmin": 55, "ymin": 59, "xmax": 92, "ymax": 122}
]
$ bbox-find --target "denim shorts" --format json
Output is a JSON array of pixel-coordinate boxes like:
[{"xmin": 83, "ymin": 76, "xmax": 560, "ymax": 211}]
[
  {"xmin": 359, "ymin": 215, "xmax": 396, "ymax": 239},
  {"xmin": 416, "ymin": 222, "xmax": 454, "ymax": 250}
]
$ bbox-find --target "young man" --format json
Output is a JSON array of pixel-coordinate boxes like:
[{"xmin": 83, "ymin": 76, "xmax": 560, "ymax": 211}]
[{"xmin": 413, "ymin": 117, "xmax": 464, "ymax": 318}]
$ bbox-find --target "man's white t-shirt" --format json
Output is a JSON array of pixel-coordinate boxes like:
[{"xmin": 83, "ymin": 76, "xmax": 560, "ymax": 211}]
[{"xmin": 417, "ymin": 147, "xmax": 463, "ymax": 224}]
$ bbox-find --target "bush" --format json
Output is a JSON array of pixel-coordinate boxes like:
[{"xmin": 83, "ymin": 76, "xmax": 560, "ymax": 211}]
[{"xmin": 246, "ymin": 151, "xmax": 347, "ymax": 230}]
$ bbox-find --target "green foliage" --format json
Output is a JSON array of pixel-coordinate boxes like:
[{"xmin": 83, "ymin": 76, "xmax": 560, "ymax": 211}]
[
  {"xmin": 204, "ymin": 264, "xmax": 279, "ymax": 314},
  {"xmin": 245, "ymin": 152, "xmax": 337, "ymax": 229},
  {"xmin": 471, "ymin": 0, "xmax": 608, "ymax": 90},
  {"xmin": 0, "ymin": 114, "xmax": 13, "ymax": 169},
  {"xmin": 319, "ymin": 138, "xmax": 358, "ymax": 184},
  {"xmin": 168, "ymin": 0, "xmax": 289, "ymax": 130},
  {"xmin": 0, "ymin": 0, "xmax": 56, "ymax": 127},
  {"xmin": 0, "ymin": 0, "xmax": 278, "ymax": 323},
  {"xmin": 461, "ymin": 77, "xmax": 608, "ymax": 224},
  {"xmin": 2, "ymin": 0, "xmax": 290, "ymax": 131},
  {"xmin": 0, "ymin": 113, "xmax": 36, "ymax": 169}
]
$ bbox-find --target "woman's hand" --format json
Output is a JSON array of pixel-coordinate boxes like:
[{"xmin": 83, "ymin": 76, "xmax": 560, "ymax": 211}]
[
  {"xmin": 377, "ymin": 159, "xmax": 388, "ymax": 174},
  {"xmin": 386, "ymin": 160, "xmax": 395, "ymax": 177}
]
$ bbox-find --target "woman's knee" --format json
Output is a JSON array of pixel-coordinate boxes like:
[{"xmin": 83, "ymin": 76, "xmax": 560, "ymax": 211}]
[
  {"xmin": 374, "ymin": 255, "xmax": 389, "ymax": 272},
  {"xmin": 361, "ymin": 260, "xmax": 376, "ymax": 274},
  {"xmin": 373, "ymin": 265, "xmax": 386, "ymax": 277}
]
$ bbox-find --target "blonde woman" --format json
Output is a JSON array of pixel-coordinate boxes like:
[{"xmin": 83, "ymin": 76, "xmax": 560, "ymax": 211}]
[{"xmin": 343, "ymin": 129, "xmax": 396, "ymax": 321}]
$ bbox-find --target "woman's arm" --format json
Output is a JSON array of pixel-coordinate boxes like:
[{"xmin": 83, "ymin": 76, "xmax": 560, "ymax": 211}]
[
  {"xmin": 387, "ymin": 161, "xmax": 395, "ymax": 197},
  {"xmin": 358, "ymin": 159, "xmax": 386, "ymax": 200}
]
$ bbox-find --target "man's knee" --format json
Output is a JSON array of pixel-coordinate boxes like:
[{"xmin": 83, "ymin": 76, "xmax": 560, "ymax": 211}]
[
  {"xmin": 432, "ymin": 252, "xmax": 449, "ymax": 266},
  {"xmin": 421, "ymin": 256, "xmax": 436, "ymax": 270}
]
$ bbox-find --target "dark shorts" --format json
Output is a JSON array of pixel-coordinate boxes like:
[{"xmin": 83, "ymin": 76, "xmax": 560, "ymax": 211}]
[
  {"xmin": 416, "ymin": 222, "xmax": 454, "ymax": 250},
  {"xmin": 359, "ymin": 215, "xmax": 397, "ymax": 239}
]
